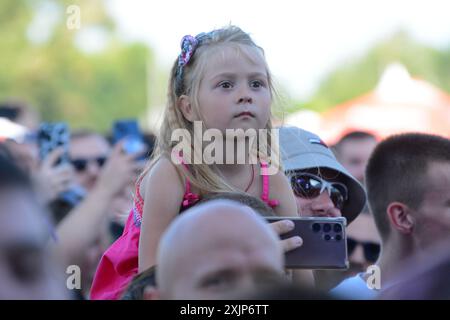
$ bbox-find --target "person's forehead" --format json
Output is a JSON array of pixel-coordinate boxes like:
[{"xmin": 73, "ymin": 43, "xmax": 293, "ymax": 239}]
[
  {"xmin": 70, "ymin": 134, "xmax": 110, "ymax": 154},
  {"xmin": 203, "ymin": 45, "xmax": 267, "ymax": 77},
  {"xmin": 341, "ymin": 138, "xmax": 376, "ymax": 153},
  {"xmin": 179, "ymin": 216, "xmax": 277, "ymax": 257},
  {"xmin": 186, "ymin": 227, "xmax": 273, "ymax": 256},
  {"xmin": 188, "ymin": 242, "xmax": 280, "ymax": 280},
  {"xmin": 169, "ymin": 206, "xmax": 280, "ymax": 263},
  {"xmin": 422, "ymin": 161, "xmax": 450, "ymax": 197}
]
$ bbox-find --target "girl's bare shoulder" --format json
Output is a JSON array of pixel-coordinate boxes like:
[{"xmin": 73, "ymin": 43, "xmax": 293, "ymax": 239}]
[{"xmin": 139, "ymin": 157, "xmax": 184, "ymax": 198}]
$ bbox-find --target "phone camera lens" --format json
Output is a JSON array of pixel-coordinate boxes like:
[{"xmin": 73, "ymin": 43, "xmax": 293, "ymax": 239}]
[
  {"xmin": 312, "ymin": 223, "xmax": 321, "ymax": 233},
  {"xmin": 324, "ymin": 234, "xmax": 331, "ymax": 241},
  {"xmin": 333, "ymin": 224, "xmax": 342, "ymax": 233},
  {"xmin": 335, "ymin": 234, "xmax": 342, "ymax": 241},
  {"xmin": 323, "ymin": 223, "xmax": 331, "ymax": 233}
]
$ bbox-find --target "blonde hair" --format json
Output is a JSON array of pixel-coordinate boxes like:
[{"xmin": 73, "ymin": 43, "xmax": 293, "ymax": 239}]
[{"xmin": 142, "ymin": 25, "xmax": 280, "ymax": 196}]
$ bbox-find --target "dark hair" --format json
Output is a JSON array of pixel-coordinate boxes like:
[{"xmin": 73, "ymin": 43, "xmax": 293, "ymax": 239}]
[
  {"xmin": 365, "ymin": 133, "xmax": 450, "ymax": 240},
  {"xmin": 121, "ymin": 265, "xmax": 157, "ymax": 300},
  {"xmin": 0, "ymin": 142, "xmax": 15, "ymax": 162},
  {"xmin": 337, "ymin": 131, "xmax": 377, "ymax": 144},
  {"xmin": 0, "ymin": 153, "xmax": 32, "ymax": 191},
  {"xmin": 196, "ymin": 192, "xmax": 275, "ymax": 217},
  {"xmin": 0, "ymin": 101, "xmax": 26, "ymax": 121}
]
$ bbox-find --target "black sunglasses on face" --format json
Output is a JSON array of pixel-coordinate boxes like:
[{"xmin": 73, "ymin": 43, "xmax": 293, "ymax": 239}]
[
  {"xmin": 290, "ymin": 172, "xmax": 349, "ymax": 210},
  {"xmin": 347, "ymin": 237, "xmax": 380, "ymax": 263},
  {"xmin": 70, "ymin": 156, "xmax": 107, "ymax": 172}
]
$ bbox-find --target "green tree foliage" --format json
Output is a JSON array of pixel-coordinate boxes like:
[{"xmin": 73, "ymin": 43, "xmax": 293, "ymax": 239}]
[
  {"xmin": 297, "ymin": 31, "xmax": 450, "ymax": 113},
  {"xmin": 0, "ymin": 0, "xmax": 152, "ymax": 132}
]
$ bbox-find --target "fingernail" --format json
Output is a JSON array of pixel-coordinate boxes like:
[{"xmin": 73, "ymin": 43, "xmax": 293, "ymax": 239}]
[
  {"xmin": 284, "ymin": 220, "xmax": 294, "ymax": 229},
  {"xmin": 293, "ymin": 236, "xmax": 302, "ymax": 246}
]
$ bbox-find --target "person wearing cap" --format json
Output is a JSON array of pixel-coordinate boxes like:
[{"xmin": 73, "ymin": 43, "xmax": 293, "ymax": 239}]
[
  {"xmin": 279, "ymin": 126, "xmax": 366, "ymax": 224},
  {"xmin": 279, "ymin": 126, "xmax": 368, "ymax": 291}
]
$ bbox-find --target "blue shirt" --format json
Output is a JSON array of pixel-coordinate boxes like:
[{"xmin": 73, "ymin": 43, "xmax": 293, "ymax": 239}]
[{"xmin": 330, "ymin": 273, "xmax": 380, "ymax": 300}]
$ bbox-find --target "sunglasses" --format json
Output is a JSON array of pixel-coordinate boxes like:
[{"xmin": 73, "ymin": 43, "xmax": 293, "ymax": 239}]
[
  {"xmin": 347, "ymin": 237, "xmax": 380, "ymax": 263},
  {"xmin": 70, "ymin": 156, "xmax": 107, "ymax": 172},
  {"xmin": 290, "ymin": 172, "xmax": 348, "ymax": 210}
]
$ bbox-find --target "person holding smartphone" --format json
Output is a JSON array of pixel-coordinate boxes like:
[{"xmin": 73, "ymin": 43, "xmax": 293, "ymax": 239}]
[
  {"xmin": 279, "ymin": 126, "xmax": 366, "ymax": 224},
  {"xmin": 279, "ymin": 126, "xmax": 367, "ymax": 291},
  {"xmin": 54, "ymin": 129, "xmax": 144, "ymax": 299}
]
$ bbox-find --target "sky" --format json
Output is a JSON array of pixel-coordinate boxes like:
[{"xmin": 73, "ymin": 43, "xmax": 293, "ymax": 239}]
[{"xmin": 106, "ymin": 0, "xmax": 450, "ymax": 101}]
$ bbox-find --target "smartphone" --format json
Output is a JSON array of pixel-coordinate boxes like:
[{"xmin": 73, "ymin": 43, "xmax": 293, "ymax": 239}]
[
  {"xmin": 37, "ymin": 122, "xmax": 70, "ymax": 165},
  {"xmin": 37, "ymin": 122, "xmax": 85, "ymax": 209},
  {"xmin": 112, "ymin": 119, "xmax": 147, "ymax": 160},
  {"xmin": 266, "ymin": 216, "xmax": 349, "ymax": 270}
]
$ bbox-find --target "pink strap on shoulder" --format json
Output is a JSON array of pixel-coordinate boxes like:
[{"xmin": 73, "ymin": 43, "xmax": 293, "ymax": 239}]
[
  {"xmin": 132, "ymin": 174, "xmax": 146, "ymax": 224},
  {"xmin": 260, "ymin": 162, "xmax": 270, "ymax": 202},
  {"xmin": 260, "ymin": 161, "xmax": 280, "ymax": 208},
  {"xmin": 135, "ymin": 175, "xmax": 145, "ymax": 204}
]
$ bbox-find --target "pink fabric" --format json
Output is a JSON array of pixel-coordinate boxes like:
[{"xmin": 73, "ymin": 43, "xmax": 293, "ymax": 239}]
[
  {"xmin": 89, "ymin": 177, "xmax": 144, "ymax": 300},
  {"xmin": 90, "ymin": 161, "xmax": 279, "ymax": 300},
  {"xmin": 89, "ymin": 209, "xmax": 140, "ymax": 300},
  {"xmin": 260, "ymin": 161, "xmax": 280, "ymax": 208}
]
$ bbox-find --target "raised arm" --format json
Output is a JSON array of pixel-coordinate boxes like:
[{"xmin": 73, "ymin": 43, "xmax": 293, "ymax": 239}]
[{"xmin": 54, "ymin": 142, "xmax": 141, "ymax": 266}]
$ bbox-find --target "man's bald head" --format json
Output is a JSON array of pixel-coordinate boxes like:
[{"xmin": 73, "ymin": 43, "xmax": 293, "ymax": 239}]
[{"xmin": 156, "ymin": 200, "xmax": 284, "ymax": 299}]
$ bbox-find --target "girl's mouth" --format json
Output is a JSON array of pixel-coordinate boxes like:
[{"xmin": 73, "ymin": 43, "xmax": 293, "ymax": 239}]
[{"xmin": 234, "ymin": 111, "xmax": 255, "ymax": 118}]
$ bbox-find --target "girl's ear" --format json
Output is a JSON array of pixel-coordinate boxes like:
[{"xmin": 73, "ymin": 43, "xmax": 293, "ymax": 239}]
[{"xmin": 177, "ymin": 95, "xmax": 196, "ymax": 122}]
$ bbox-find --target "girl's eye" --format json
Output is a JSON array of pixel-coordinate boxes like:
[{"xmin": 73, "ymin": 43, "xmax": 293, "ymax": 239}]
[
  {"xmin": 219, "ymin": 81, "xmax": 233, "ymax": 89},
  {"xmin": 250, "ymin": 80, "xmax": 264, "ymax": 88}
]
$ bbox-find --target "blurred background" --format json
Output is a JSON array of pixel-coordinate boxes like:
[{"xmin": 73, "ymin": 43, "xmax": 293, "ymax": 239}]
[{"xmin": 1, "ymin": 0, "xmax": 450, "ymax": 141}]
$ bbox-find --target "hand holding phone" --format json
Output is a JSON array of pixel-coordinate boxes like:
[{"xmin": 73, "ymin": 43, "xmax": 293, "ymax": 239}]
[
  {"xmin": 37, "ymin": 122, "xmax": 70, "ymax": 165},
  {"xmin": 269, "ymin": 219, "xmax": 304, "ymax": 253},
  {"xmin": 112, "ymin": 119, "xmax": 147, "ymax": 161},
  {"xmin": 37, "ymin": 122, "xmax": 85, "ymax": 209},
  {"xmin": 266, "ymin": 217, "xmax": 349, "ymax": 270}
]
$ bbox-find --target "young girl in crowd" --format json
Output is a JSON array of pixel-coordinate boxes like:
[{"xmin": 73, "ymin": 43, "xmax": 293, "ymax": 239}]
[{"xmin": 90, "ymin": 25, "xmax": 299, "ymax": 299}]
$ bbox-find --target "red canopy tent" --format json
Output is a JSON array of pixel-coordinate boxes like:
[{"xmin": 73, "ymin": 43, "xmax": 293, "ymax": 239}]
[{"xmin": 316, "ymin": 63, "xmax": 450, "ymax": 144}]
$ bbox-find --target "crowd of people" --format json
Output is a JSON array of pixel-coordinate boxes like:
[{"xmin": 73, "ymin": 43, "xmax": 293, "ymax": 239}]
[{"xmin": 0, "ymin": 25, "xmax": 449, "ymax": 300}]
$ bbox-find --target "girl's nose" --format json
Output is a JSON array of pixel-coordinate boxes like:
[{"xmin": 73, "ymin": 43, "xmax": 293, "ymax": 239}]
[
  {"xmin": 236, "ymin": 85, "xmax": 253, "ymax": 104},
  {"xmin": 238, "ymin": 96, "xmax": 252, "ymax": 104}
]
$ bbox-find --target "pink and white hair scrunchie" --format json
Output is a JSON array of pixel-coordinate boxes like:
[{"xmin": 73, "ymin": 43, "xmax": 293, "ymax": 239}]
[{"xmin": 177, "ymin": 35, "xmax": 198, "ymax": 80}]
